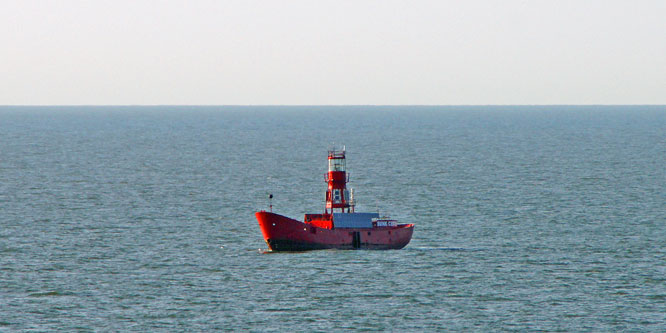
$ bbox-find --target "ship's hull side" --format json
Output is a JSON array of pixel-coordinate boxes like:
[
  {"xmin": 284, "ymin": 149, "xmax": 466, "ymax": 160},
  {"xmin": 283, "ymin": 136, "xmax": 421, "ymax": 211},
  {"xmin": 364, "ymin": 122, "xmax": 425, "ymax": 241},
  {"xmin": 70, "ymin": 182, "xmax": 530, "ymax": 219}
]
[{"xmin": 256, "ymin": 211, "xmax": 414, "ymax": 252}]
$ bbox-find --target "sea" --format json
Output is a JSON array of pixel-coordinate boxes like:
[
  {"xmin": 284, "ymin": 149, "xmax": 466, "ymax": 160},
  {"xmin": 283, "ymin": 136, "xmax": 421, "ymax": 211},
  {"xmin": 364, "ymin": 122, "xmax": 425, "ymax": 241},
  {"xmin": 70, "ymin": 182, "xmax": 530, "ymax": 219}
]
[{"xmin": 1, "ymin": 105, "xmax": 664, "ymax": 331}]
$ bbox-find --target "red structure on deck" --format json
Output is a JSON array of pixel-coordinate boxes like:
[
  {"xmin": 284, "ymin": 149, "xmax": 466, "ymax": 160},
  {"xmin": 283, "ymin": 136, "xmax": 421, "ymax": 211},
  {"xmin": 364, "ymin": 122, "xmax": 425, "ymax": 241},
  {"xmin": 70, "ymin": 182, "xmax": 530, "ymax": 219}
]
[
  {"xmin": 325, "ymin": 149, "xmax": 351, "ymax": 213},
  {"xmin": 255, "ymin": 147, "xmax": 414, "ymax": 251}
]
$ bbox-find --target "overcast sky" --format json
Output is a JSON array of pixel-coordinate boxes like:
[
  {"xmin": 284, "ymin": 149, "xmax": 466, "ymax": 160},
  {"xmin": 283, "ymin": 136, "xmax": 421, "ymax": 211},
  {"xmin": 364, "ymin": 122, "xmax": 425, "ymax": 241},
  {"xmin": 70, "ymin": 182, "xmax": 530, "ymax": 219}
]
[{"xmin": 1, "ymin": 0, "xmax": 664, "ymax": 105}]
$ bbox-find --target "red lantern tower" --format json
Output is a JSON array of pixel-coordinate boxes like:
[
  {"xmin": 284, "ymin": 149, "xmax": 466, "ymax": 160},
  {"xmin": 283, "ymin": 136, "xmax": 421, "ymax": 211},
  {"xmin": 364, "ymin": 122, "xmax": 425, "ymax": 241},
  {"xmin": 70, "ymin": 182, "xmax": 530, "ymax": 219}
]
[{"xmin": 325, "ymin": 147, "xmax": 353, "ymax": 214}]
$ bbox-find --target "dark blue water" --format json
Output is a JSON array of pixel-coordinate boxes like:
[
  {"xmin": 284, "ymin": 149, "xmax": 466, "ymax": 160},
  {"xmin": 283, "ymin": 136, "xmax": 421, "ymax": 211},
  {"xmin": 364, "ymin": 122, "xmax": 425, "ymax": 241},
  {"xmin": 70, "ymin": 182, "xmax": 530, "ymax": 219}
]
[{"xmin": 1, "ymin": 106, "xmax": 664, "ymax": 331}]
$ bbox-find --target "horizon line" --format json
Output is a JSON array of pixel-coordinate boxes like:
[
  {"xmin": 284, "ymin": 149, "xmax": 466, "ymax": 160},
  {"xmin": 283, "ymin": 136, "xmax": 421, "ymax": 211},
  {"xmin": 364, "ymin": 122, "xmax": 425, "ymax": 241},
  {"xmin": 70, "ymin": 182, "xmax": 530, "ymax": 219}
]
[{"xmin": 2, "ymin": 104, "xmax": 665, "ymax": 107}]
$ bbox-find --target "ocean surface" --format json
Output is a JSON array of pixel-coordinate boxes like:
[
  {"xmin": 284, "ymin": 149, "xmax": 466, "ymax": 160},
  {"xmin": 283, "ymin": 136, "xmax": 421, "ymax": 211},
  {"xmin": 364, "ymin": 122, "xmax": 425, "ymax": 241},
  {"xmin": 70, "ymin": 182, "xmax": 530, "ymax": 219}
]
[{"xmin": 1, "ymin": 105, "xmax": 664, "ymax": 331}]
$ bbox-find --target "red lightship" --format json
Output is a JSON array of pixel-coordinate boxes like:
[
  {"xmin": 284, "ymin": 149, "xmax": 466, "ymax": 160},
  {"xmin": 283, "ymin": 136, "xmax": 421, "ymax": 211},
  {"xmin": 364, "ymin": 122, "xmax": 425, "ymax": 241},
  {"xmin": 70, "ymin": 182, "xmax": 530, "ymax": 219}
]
[{"xmin": 255, "ymin": 148, "xmax": 414, "ymax": 251}]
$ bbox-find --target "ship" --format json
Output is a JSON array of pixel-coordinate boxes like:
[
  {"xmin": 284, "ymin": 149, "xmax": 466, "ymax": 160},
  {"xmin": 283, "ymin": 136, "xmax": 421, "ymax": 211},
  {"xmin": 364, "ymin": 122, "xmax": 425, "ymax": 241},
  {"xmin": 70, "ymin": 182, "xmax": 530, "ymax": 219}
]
[{"xmin": 255, "ymin": 148, "xmax": 414, "ymax": 251}]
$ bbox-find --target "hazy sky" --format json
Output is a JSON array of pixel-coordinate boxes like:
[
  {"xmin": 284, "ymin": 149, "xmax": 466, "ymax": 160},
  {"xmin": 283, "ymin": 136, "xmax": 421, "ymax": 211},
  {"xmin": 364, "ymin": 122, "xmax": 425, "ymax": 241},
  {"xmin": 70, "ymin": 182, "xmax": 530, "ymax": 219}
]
[{"xmin": 2, "ymin": 0, "xmax": 665, "ymax": 105}]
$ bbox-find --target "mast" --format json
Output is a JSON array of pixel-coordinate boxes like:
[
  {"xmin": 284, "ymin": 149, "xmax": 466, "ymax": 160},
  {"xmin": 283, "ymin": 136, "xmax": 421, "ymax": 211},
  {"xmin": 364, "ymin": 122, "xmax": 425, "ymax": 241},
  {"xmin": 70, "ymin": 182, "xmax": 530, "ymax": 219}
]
[{"xmin": 325, "ymin": 147, "xmax": 351, "ymax": 214}]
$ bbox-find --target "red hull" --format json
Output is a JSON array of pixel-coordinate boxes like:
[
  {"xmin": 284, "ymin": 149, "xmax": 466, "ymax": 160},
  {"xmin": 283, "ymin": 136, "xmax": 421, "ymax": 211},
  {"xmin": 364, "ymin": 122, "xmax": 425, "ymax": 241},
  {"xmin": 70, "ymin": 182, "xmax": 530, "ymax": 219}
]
[{"xmin": 256, "ymin": 211, "xmax": 414, "ymax": 251}]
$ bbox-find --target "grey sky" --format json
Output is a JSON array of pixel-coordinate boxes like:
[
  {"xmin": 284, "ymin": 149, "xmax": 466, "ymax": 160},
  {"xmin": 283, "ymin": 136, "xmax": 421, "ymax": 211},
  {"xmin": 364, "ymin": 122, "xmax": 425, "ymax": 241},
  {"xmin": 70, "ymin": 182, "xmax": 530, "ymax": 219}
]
[{"xmin": 2, "ymin": 0, "xmax": 664, "ymax": 105}]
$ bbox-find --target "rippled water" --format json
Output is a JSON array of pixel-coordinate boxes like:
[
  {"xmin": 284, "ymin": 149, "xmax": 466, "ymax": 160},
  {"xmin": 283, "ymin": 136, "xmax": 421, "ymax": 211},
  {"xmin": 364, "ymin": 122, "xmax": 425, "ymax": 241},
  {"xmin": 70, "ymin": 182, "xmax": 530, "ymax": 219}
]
[{"xmin": 1, "ymin": 106, "xmax": 664, "ymax": 331}]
